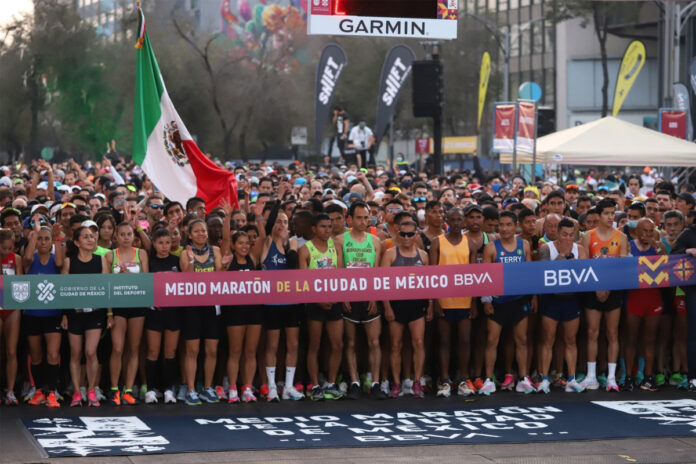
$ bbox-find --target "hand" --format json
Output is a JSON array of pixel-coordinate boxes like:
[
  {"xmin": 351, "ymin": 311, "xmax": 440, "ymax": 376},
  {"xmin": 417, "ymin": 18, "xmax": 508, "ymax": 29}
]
[
  {"xmin": 367, "ymin": 301, "xmax": 378, "ymax": 316},
  {"xmin": 119, "ymin": 265, "xmax": 129, "ymax": 273},
  {"xmin": 251, "ymin": 201, "xmax": 263, "ymax": 219},
  {"xmin": 106, "ymin": 315, "xmax": 114, "ymax": 330},
  {"xmin": 384, "ymin": 307, "xmax": 395, "ymax": 322},
  {"xmin": 220, "ymin": 198, "xmax": 233, "ymax": 218},
  {"xmin": 52, "ymin": 223, "xmax": 64, "ymax": 240},
  {"xmin": 221, "ymin": 253, "xmax": 233, "ymax": 267},
  {"xmin": 484, "ymin": 302, "xmax": 494, "ymax": 316},
  {"xmin": 185, "ymin": 245, "xmax": 194, "ymax": 261},
  {"xmin": 596, "ymin": 290, "xmax": 610, "ymax": 303},
  {"xmin": 343, "ymin": 301, "xmax": 352, "ymax": 314},
  {"xmin": 470, "ymin": 304, "xmax": 478, "ymax": 320},
  {"xmin": 38, "ymin": 159, "xmax": 52, "ymax": 173},
  {"xmin": 425, "ymin": 301, "xmax": 433, "ymax": 322},
  {"xmin": 60, "ymin": 315, "xmax": 68, "ymax": 331},
  {"xmin": 278, "ymin": 181, "xmax": 290, "ymax": 198},
  {"xmin": 32, "ymin": 214, "xmax": 42, "ymax": 232}
]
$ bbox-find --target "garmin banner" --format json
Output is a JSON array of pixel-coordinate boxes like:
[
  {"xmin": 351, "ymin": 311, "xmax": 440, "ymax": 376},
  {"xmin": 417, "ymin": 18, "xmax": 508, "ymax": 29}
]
[
  {"xmin": 314, "ymin": 43, "xmax": 347, "ymax": 155},
  {"xmin": 24, "ymin": 399, "xmax": 696, "ymax": 456},
  {"xmin": 374, "ymin": 45, "xmax": 416, "ymax": 148},
  {"xmin": 673, "ymin": 83, "xmax": 693, "ymax": 140},
  {"xmin": 5, "ymin": 255, "xmax": 696, "ymax": 310}
]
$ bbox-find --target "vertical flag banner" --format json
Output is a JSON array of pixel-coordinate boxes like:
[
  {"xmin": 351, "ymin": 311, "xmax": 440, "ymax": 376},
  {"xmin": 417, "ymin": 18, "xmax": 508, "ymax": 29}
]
[
  {"xmin": 132, "ymin": 9, "xmax": 238, "ymax": 211},
  {"xmin": 516, "ymin": 101, "xmax": 537, "ymax": 155},
  {"xmin": 659, "ymin": 109, "xmax": 688, "ymax": 139},
  {"xmin": 477, "ymin": 51, "xmax": 491, "ymax": 131},
  {"xmin": 673, "ymin": 83, "xmax": 693, "ymax": 140},
  {"xmin": 612, "ymin": 40, "xmax": 646, "ymax": 117},
  {"xmin": 314, "ymin": 43, "xmax": 347, "ymax": 155},
  {"xmin": 374, "ymin": 45, "xmax": 416, "ymax": 149},
  {"xmin": 415, "ymin": 137, "xmax": 431, "ymax": 154},
  {"xmin": 492, "ymin": 103, "xmax": 517, "ymax": 153}
]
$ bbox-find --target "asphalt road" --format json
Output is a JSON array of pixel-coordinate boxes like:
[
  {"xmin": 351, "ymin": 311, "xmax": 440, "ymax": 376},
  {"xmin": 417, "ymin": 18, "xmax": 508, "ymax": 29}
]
[{"xmin": 2, "ymin": 389, "xmax": 696, "ymax": 464}]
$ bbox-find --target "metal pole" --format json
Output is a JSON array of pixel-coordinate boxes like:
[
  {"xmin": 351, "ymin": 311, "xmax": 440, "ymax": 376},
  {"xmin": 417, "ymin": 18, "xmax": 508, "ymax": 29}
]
[
  {"xmin": 532, "ymin": 103, "xmax": 538, "ymax": 183},
  {"xmin": 388, "ymin": 114, "xmax": 395, "ymax": 172},
  {"xmin": 504, "ymin": 26, "xmax": 511, "ymax": 101},
  {"xmin": 676, "ymin": 3, "xmax": 681, "ymax": 83}
]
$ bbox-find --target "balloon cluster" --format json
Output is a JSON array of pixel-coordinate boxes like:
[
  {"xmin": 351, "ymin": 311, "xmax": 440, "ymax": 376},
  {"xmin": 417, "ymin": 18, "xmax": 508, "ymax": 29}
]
[{"xmin": 220, "ymin": 0, "xmax": 311, "ymax": 72}]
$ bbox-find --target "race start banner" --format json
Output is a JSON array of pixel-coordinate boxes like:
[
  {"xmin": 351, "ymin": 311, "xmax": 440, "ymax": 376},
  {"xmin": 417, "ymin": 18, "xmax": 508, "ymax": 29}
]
[{"xmin": 3, "ymin": 255, "xmax": 695, "ymax": 310}]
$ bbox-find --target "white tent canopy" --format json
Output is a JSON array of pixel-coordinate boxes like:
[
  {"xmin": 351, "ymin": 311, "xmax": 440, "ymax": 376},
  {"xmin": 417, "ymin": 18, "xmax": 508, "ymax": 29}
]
[{"xmin": 534, "ymin": 116, "xmax": 696, "ymax": 166}]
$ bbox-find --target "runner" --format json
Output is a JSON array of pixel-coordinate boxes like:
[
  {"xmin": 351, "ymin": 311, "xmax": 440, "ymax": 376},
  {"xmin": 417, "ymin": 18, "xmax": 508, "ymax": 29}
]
[
  {"xmin": 143, "ymin": 227, "xmax": 181, "ymax": 404},
  {"xmin": 61, "ymin": 225, "xmax": 110, "ymax": 407},
  {"xmin": 429, "ymin": 207, "xmax": 477, "ymax": 397},
  {"xmin": 299, "ymin": 213, "xmax": 345, "ymax": 401},
  {"xmin": 381, "ymin": 215, "xmax": 432, "ymax": 399},
  {"xmin": 536, "ymin": 218, "xmax": 587, "ymax": 393},
  {"xmin": 0, "ymin": 228, "xmax": 23, "ymax": 405},
  {"xmin": 334, "ymin": 201, "xmax": 385, "ymax": 400},
  {"xmin": 623, "ymin": 218, "xmax": 664, "ymax": 392},
  {"xmin": 580, "ymin": 198, "xmax": 629, "ymax": 392},
  {"xmin": 480, "ymin": 211, "xmax": 536, "ymax": 395}
]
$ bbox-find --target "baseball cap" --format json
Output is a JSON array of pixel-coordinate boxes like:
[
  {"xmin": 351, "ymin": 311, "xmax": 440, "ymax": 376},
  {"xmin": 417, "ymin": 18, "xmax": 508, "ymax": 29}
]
[
  {"xmin": 81, "ymin": 220, "xmax": 98, "ymax": 229},
  {"xmin": 463, "ymin": 204, "xmax": 483, "ymax": 216},
  {"xmin": 678, "ymin": 192, "xmax": 696, "ymax": 205}
]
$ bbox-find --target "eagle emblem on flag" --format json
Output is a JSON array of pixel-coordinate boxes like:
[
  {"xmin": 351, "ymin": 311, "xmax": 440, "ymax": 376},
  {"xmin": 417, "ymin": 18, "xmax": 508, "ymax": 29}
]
[{"xmin": 163, "ymin": 122, "xmax": 190, "ymax": 167}]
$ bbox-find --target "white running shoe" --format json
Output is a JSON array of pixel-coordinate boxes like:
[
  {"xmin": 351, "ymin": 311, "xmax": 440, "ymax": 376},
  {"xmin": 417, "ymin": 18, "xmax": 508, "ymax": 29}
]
[
  {"xmin": 380, "ymin": 380, "xmax": 390, "ymax": 396},
  {"xmin": 266, "ymin": 384, "xmax": 280, "ymax": 402},
  {"xmin": 457, "ymin": 380, "xmax": 475, "ymax": 396},
  {"xmin": 228, "ymin": 387, "xmax": 240, "ymax": 404},
  {"xmin": 401, "ymin": 378, "xmax": 414, "ymax": 396},
  {"xmin": 536, "ymin": 378, "xmax": 551, "ymax": 394},
  {"xmin": 479, "ymin": 378, "xmax": 496, "ymax": 395},
  {"xmin": 144, "ymin": 390, "xmax": 158, "ymax": 404},
  {"xmin": 565, "ymin": 379, "xmax": 585, "ymax": 393},
  {"xmin": 437, "ymin": 382, "xmax": 451, "ymax": 398},
  {"xmin": 516, "ymin": 376, "xmax": 536, "ymax": 394},
  {"xmin": 606, "ymin": 378, "xmax": 619, "ymax": 392},
  {"xmin": 580, "ymin": 377, "xmax": 600, "ymax": 390},
  {"xmin": 282, "ymin": 385, "xmax": 305, "ymax": 401},
  {"xmin": 94, "ymin": 386, "xmax": 107, "ymax": 402},
  {"xmin": 164, "ymin": 389, "xmax": 177, "ymax": 403},
  {"xmin": 23, "ymin": 386, "xmax": 37, "ymax": 403},
  {"xmin": 79, "ymin": 386, "xmax": 87, "ymax": 399},
  {"xmin": 242, "ymin": 386, "xmax": 257, "ymax": 403}
]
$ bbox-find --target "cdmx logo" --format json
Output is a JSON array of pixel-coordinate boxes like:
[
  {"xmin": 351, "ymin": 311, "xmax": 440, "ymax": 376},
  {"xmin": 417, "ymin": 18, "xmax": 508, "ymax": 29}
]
[{"xmin": 36, "ymin": 280, "xmax": 57, "ymax": 304}]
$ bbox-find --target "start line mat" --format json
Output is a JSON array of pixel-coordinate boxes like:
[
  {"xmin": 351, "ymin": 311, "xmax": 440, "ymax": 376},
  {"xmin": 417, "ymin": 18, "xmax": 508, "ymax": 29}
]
[{"xmin": 24, "ymin": 399, "xmax": 696, "ymax": 457}]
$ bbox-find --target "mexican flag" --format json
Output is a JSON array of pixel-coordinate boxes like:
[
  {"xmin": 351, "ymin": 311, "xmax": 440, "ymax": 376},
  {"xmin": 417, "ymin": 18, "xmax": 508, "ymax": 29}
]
[{"xmin": 132, "ymin": 10, "xmax": 237, "ymax": 210}]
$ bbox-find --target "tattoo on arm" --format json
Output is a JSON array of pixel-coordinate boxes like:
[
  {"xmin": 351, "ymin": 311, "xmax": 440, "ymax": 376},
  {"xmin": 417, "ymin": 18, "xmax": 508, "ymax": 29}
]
[{"xmin": 538, "ymin": 246, "xmax": 551, "ymax": 261}]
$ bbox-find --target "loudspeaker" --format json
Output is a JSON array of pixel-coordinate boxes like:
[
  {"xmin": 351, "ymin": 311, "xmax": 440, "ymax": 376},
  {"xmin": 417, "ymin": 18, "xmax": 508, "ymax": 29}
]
[{"xmin": 412, "ymin": 60, "xmax": 443, "ymax": 118}]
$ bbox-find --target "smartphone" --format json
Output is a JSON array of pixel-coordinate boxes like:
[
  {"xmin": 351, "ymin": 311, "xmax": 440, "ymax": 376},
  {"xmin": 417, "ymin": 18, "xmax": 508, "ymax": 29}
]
[
  {"xmin": 237, "ymin": 188, "xmax": 245, "ymax": 200},
  {"xmin": 138, "ymin": 220, "xmax": 149, "ymax": 230}
]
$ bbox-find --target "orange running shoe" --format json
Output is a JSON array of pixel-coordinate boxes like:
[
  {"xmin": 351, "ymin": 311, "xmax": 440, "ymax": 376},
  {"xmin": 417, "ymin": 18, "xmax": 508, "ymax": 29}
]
[
  {"xmin": 259, "ymin": 383, "xmax": 269, "ymax": 398},
  {"xmin": 109, "ymin": 389, "xmax": 121, "ymax": 406},
  {"xmin": 473, "ymin": 377, "xmax": 484, "ymax": 391},
  {"xmin": 46, "ymin": 391, "xmax": 61, "ymax": 408},
  {"xmin": 466, "ymin": 379, "xmax": 477, "ymax": 393},
  {"xmin": 121, "ymin": 390, "xmax": 138, "ymax": 405},
  {"xmin": 27, "ymin": 390, "xmax": 46, "ymax": 406}
]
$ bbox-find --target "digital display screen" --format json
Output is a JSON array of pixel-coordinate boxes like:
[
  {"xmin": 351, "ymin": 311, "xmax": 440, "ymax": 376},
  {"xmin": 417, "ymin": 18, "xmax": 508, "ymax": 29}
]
[{"xmin": 333, "ymin": 0, "xmax": 438, "ymax": 19}]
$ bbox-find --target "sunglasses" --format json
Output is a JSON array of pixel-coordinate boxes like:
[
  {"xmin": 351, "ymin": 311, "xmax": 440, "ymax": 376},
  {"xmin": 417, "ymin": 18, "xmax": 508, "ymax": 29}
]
[
  {"xmin": 150, "ymin": 204, "xmax": 164, "ymax": 210},
  {"xmin": 399, "ymin": 231, "xmax": 416, "ymax": 238},
  {"xmin": 565, "ymin": 185, "xmax": 579, "ymax": 190},
  {"xmin": 61, "ymin": 202, "xmax": 76, "ymax": 209},
  {"xmin": 387, "ymin": 208, "xmax": 403, "ymax": 214},
  {"xmin": 30, "ymin": 219, "xmax": 47, "ymax": 228},
  {"xmin": 413, "ymin": 197, "xmax": 427, "ymax": 202}
]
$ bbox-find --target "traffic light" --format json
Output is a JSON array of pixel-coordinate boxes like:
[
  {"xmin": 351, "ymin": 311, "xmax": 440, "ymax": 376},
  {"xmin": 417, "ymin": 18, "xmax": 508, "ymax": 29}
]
[{"xmin": 412, "ymin": 60, "xmax": 443, "ymax": 118}]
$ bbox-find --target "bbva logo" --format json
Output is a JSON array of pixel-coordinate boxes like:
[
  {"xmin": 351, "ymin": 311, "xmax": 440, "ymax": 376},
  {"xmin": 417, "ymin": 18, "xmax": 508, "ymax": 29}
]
[{"xmin": 543, "ymin": 267, "xmax": 599, "ymax": 286}]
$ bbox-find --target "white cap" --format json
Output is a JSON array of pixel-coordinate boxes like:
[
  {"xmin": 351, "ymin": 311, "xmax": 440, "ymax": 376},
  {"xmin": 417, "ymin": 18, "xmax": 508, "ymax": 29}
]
[
  {"xmin": 0, "ymin": 176, "xmax": 11, "ymax": 187},
  {"xmin": 31, "ymin": 204, "xmax": 49, "ymax": 214},
  {"xmin": 37, "ymin": 181, "xmax": 48, "ymax": 190}
]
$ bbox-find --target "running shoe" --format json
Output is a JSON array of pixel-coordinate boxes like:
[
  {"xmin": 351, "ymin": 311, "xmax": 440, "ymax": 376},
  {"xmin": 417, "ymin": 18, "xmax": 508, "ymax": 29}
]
[
  {"xmin": 80, "ymin": 386, "xmax": 87, "ymax": 400},
  {"xmin": 552, "ymin": 373, "xmax": 567, "ymax": 389},
  {"xmin": 678, "ymin": 376, "xmax": 690, "ymax": 390},
  {"xmin": 516, "ymin": 376, "xmax": 536, "ymax": 394},
  {"xmin": 5, "ymin": 391, "xmax": 19, "ymax": 406},
  {"xmin": 338, "ymin": 382, "xmax": 348, "ymax": 394},
  {"xmin": 565, "ymin": 379, "xmax": 585, "ymax": 393},
  {"xmin": 109, "ymin": 389, "xmax": 121, "ymax": 406},
  {"xmin": 23, "ymin": 386, "xmax": 37, "ymax": 403},
  {"xmin": 310, "ymin": 385, "xmax": 324, "ymax": 402},
  {"xmin": 389, "ymin": 383, "xmax": 402, "ymax": 399},
  {"xmin": 46, "ymin": 391, "xmax": 61, "ymax": 408},
  {"xmin": 580, "ymin": 377, "xmax": 600, "ymax": 390},
  {"xmin": 121, "ymin": 390, "xmax": 138, "ymax": 405},
  {"xmin": 164, "ymin": 389, "xmax": 177, "ymax": 404},
  {"xmin": 617, "ymin": 359, "xmax": 626, "ymax": 385},
  {"xmin": 401, "ymin": 378, "xmax": 414, "ymax": 396},
  {"xmin": 144, "ymin": 391, "xmax": 158, "ymax": 404},
  {"xmin": 597, "ymin": 373, "xmax": 608, "ymax": 388},
  {"xmin": 689, "ymin": 379, "xmax": 696, "ymax": 392},
  {"xmin": 437, "ymin": 381, "xmax": 452, "ymax": 398},
  {"xmin": 575, "ymin": 373, "xmax": 586, "ymax": 383},
  {"xmin": 185, "ymin": 391, "xmax": 202, "ymax": 405},
  {"xmin": 87, "ymin": 389, "xmax": 100, "ymax": 407},
  {"xmin": 139, "ymin": 384, "xmax": 148, "ymax": 401},
  {"xmin": 478, "ymin": 378, "xmax": 496, "ymax": 396},
  {"xmin": 670, "ymin": 373, "xmax": 684, "ymax": 386},
  {"xmin": 259, "ymin": 383, "xmax": 270, "ymax": 399},
  {"xmin": 420, "ymin": 376, "xmax": 431, "ymax": 393},
  {"xmin": 228, "ymin": 387, "xmax": 240, "ymax": 404},
  {"xmin": 473, "ymin": 377, "xmax": 484, "ymax": 392},
  {"xmin": 620, "ymin": 376, "xmax": 634, "ymax": 392},
  {"xmin": 215, "ymin": 385, "xmax": 227, "ymax": 401},
  {"xmin": 347, "ymin": 383, "xmax": 361, "ymax": 400},
  {"xmin": 53, "ymin": 390, "xmax": 64, "ymax": 403},
  {"xmin": 655, "ymin": 373, "xmax": 666, "ymax": 387},
  {"xmin": 370, "ymin": 384, "xmax": 388, "ymax": 400},
  {"xmin": 176, "ymin": 384, "xmax": 187, "ymax": 402},
  {"xmin": 324, "ymin": 384, "xmax": 344, "ymax": 400},
  {"xmin": 70, "ymin": 392, "xmax": 83, "ymax": 407},
  {"xmin": 242, "ymin": 386, "xmax": 257, "ymax": 403},
  {"xmin": 267, "ymin": 384, "xmax": 280, "ymax": 403},
  {"xmin": 380, "ymin": 380, "xmax": 390, "ymax": 396},
  {"xmin": 200, "ymin": 387, "xmax": 219, "ymax": 404},
  {"xmin": 635, "ymin": 357, "xmax": 645, "ymax": 385},
  {"xmin": 94, "ymin": 386, "xmax": 106, "ymax": 402},
  {"xmin": 457, "ymin": 380, "xmax": 475, "ymax": 396},
  {"xmin": 282, "ymin": 384, "xmax": 305, "ymax": 401},
  {"xmin": 606, "ymin": 378, "xmax": 619, "ymax": 392},
  {"xmin": 294, "ymin": 383, "xmax": 305, "ymax": 395},
  {"xmin": 501, "ymin": 374, "xmax": 515, "ymax": 391},
  {"xmin": 412, "ymin": 381, "xmax": 424, "ymax": 399},
  {"xmin": 536, "ymin": 378, "xmax": 551, "ymax": 394},
  {"xmin": 27, "ymin": 390, "xmax": 46, "ymax": 406},
  {"xmin": 640, "ymin": 376, "xmax": 659, "ymax": 392}
]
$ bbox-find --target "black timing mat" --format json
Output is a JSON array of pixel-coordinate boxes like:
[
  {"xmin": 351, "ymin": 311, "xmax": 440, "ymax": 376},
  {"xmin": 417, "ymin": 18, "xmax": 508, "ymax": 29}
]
[{"xmin": 23, "ymin": 399, "xmax": 696, "ymax": 457}]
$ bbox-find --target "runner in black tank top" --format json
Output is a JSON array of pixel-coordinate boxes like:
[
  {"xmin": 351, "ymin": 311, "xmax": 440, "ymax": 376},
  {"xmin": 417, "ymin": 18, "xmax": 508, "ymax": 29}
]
[{"xmin": 62, "ymin": 225, "xmax": 108, "ymax": 408}]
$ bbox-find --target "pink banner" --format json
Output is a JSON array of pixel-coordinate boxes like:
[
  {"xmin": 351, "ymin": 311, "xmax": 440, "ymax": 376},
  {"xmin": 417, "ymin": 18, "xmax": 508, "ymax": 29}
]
[
  {"xmin": 492, "ymin": 104, "xmax": 516, "ymax": 153},
  {"xmin": 153, "ymin": 264, "xmax": 504, "ymax": 307},
  {"xmin": 660, "ymin": 110, "xmax": 687, "ymax": 139},
  {"xmin": 516, "ymin": 101, "xmax": 536, "ymax": 155},
  {"xmin": 415, "ymin": 137, "xmax": 431, "ymax": 154}
]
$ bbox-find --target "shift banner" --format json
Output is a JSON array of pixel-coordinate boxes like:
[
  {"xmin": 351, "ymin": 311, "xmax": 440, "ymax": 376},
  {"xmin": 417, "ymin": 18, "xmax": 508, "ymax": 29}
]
[
  {"xmin": 314, "ymin": 43, "xmax": 347, "ymax": 155},
  {"xmin": 374, "ymin": 45, "xmax": 416, "ymax": 148}
]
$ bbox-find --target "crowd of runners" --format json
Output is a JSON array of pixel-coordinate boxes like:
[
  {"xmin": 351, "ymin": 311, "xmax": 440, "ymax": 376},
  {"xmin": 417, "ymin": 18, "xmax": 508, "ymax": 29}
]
[{"xmin": 1, "ymin": 151, "xmax": 696, "ymax": 409}]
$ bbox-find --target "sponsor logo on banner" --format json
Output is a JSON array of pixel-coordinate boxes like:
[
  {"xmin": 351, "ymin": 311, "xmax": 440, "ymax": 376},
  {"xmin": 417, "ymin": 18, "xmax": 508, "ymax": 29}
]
[
  {"xmin": 314, "ymin": 44, "xmax": 347, "ymax": 154},
  {"xmin": 11, "ymin": 281, "xmax": 29, "ymax": 303},
  {"xmin": 375, "ymin": 45, "xmax": 416, "ymax": 148},
  {"xmin": 638, "ymin": 256, "xmax": 670, "ymax": 288},
  {"xmin": 543, "ymin": 267, "xmax": 599, "ymax": 287},
  {"xmin": 36, "ymin": 280, "xmax": 57, "ymax": 304},
  {"xmin": 594, "ymin": 399, "xmax": 696, "ymax": 432}
]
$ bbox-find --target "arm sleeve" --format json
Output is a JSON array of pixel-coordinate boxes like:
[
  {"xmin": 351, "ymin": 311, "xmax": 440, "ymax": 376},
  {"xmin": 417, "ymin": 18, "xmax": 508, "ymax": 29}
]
[{"xmin": 671, "ymin": 228, "xmax": 694, "ymax": 255}]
